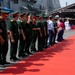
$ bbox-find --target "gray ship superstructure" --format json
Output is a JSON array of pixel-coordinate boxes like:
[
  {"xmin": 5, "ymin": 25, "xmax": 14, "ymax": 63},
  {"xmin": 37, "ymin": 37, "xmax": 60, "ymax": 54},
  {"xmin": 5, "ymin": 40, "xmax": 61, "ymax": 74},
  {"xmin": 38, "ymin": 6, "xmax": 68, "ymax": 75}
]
[{"xmin": 1, "ymin": 0, "xmax": 61, "ymax": 14}]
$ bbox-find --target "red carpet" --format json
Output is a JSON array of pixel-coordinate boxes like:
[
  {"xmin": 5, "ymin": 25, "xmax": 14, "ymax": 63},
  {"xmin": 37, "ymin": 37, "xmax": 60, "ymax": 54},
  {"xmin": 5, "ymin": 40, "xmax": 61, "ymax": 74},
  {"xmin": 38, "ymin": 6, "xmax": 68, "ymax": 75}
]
[{"xmin": 0, "ymin": 35, "xmax": 75, "ymax": 75}]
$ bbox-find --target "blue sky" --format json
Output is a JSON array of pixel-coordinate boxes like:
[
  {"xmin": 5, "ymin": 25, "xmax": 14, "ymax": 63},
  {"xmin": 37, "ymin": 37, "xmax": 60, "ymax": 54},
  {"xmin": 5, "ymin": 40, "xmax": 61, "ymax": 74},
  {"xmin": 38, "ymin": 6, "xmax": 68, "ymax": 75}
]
[{"xmin": 59, "ymin": 0, "xmax": 75, "ymax": 7}]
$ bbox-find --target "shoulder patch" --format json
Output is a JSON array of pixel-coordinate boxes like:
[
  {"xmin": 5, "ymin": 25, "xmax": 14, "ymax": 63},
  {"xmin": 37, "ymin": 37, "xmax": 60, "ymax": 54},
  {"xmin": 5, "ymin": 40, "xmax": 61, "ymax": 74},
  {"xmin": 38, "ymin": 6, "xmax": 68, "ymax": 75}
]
[
  {"xmin": 20, "ymin": 20, "xmax": 23, "ymax": 22},
  {"xmin": 10, "ymin": 20, "xmax": 13, "ymax": 22}
]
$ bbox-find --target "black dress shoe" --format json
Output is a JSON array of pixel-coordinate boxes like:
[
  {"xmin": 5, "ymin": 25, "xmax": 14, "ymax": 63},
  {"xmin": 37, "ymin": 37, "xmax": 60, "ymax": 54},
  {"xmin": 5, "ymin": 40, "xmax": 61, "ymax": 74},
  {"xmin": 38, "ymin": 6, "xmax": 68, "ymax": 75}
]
[
  {"xmin": 10, "ymin": 58, "xmax": 17, "ymax": 62},
  {"xmin": 0, "ymin": 62, "xmax": 4, "ymax": 65},
  {"xmin": 14, "ymin": 58, "xmax": 20, "ymax": 61},
  {"xmin": 27, "ymin": 52, "xmax": 32, "ymax": 55},
  {"xmin": 19, "ymin": 55, "xmax": 27, "ymax": 58},
  {"xmin": 22, "ymin": 54, "xmax": 28, "ymax": 56},
  {"xmin": 19, "ymin": 56, "xmax": 24, "ymax": 59},
  {"xmin": 2, "ymin": 61, "xmax": 11, "ymax": 66},
  {"xmin": 62, "ymin": 39, "xmax": 65, "ymax": 40},
  {"xmin": 24, "ymin": 52, "xmax": 31, "ymax": 55},
  {"xmin": 4, "ymin": 62, "xmax": 11, "ymax": 64},
  {"xmin": 34, "ymin": 49, "xmax": 38, "ymax": 52}
]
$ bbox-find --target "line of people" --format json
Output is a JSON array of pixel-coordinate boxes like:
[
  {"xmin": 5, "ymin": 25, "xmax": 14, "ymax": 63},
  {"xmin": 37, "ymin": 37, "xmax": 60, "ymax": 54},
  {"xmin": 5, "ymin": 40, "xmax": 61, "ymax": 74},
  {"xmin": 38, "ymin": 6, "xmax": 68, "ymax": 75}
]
[{"xmin": 0, "ymin": 9, "xmax": 65, "ymax": 67}]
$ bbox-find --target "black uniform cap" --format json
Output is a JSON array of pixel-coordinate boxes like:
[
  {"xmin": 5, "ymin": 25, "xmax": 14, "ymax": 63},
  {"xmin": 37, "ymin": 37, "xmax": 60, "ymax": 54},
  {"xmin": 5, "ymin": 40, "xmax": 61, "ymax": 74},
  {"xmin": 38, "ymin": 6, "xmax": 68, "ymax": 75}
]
[
  {"xmin": 20, "ymin": 12, "xmax": 26, "ymax": 17},
  {"xmin": 0, "ymin": 7, "xmax": 10, "ymax": 15},
  {"xmin": 1, "ymin": 10, "xmax": 10, "ymax": 14},
  {"xmin": 12, "ymin": 11, "xmax": 19, "ymax": 18}
]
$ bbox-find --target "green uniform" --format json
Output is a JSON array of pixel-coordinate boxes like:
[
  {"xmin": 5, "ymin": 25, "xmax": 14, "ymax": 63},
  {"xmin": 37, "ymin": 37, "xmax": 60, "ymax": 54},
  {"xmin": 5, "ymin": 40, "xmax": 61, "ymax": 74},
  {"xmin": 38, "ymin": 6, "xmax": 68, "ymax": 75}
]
[
  {"xmin": 31, "ymin": 22, "xmax": 38, "ymax": 52},
  {"xmin": 37, "ymin": 21, "xmax": 44, "ymax": 51},
  {"xmin": 53, "ymin": 21, "xmax": 58, "ymax": 44},
  {"xmin": 19, "ymin": 20, "xmax": 26, "ymax": 57},
  {"xmin": 10, "ymin": 20, "xmax": 19, "ymax": 60},
  {"xmin": 0, "ymin": 18, "xmax": 8, "ymax": 64},
  {"xmin": 42, "ymin": 20, "xmax": 48, "ymax": 48},
  {"xmin": 25, "ymin": 21, "xmax": 33, "ymax": 54}
]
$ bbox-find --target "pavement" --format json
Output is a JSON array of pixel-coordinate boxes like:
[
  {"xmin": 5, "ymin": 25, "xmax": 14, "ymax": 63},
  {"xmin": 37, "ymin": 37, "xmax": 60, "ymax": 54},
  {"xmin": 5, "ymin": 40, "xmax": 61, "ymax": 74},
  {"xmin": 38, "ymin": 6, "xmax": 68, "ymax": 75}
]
[{"xmin": 63, "ymin": 30, "xmax": 75, "ymax": 38}]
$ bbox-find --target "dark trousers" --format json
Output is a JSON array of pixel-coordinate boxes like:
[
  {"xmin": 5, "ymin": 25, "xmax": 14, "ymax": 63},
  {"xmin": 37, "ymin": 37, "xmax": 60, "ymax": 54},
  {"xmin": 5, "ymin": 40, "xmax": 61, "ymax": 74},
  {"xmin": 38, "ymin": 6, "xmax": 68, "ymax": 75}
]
[
  {"xmin": 49, "ymin": 30, "xmax": 54, "ymax": 46},
  {"xmin": 38, "ymin": 35, "xmax": 43, "ymax": 51},
  {"xmin": 19, "ymin": 39, "xmax": 25, "ymax": 57},
  {"xmin": 0, "ymin": 41, "xmax": 8, "ymax": 63},
  {"xmin": 2, "ymin": 41, "xmax": 8, "ymax": 62},
  {"xmin": 44, "ymin": 35, "xmax": 48, "ymax": 48},
  {"xmin": 53, "ymin": 32, "xmax": 57, "ymax": 44},
  {"xmin": 0, "ymin": 44, "xmax": 3, "ymax": 63},
  {"xmin": 25, "ymin": 35, "xmax": 32, "ymax": 53},
  {"xmin": 62, "ymin": 29, "xmax": 64, "ymax": 40},
  {"xmin": 57, "ymin": 29, "xmax": 63, "ymax": 42},
  {"xmin": 10, "ymin": 40, "xmax": 18, "ymax": 59},
  {"xmin": 31, "ymin": 32, "xmax": 38, "ymax": 51},
  {"xmin": 42, "ymin": 35, "xmax": 45, "ymax": 48}
]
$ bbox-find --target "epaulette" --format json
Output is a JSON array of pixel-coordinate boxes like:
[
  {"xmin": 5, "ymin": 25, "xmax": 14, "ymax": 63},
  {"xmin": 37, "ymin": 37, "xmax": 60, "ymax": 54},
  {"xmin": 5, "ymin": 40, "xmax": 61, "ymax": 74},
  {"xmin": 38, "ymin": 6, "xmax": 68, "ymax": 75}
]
[
  {"xmin": 10, "ymin": 20, "xmax": 13, "ymax": 22},
  {"xmin": 20, "ymin": 20, "xmax": 23, "ymax": 22}
]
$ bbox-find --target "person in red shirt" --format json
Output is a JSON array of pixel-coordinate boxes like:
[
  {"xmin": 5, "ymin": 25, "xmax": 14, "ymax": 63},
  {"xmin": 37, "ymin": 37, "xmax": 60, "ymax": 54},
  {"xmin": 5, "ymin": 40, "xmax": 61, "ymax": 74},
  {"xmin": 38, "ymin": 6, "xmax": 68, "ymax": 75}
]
[{"xmin": 57, "ymin": 19, "xmax": 64, "ymax": 42}]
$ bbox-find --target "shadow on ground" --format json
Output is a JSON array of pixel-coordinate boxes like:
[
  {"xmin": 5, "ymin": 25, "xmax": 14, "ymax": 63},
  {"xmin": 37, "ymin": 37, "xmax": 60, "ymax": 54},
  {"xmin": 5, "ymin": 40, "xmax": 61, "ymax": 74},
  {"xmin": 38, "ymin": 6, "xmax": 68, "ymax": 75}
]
[{"xmin": 0, "ymin": 38, "xmax": 75, "ymax": 74}]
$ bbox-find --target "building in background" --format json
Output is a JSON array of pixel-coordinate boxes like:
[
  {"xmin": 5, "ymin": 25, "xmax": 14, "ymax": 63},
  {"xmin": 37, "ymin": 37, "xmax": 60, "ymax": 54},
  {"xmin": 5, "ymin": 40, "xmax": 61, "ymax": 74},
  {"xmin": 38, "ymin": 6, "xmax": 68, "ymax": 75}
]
[
  {"xmin": 1, "ymin": 0, "xmax": 61, "ymax": 14},
  {"xmin": 0, "ymin": 0, "xmax": 4, "ymax": 6}
]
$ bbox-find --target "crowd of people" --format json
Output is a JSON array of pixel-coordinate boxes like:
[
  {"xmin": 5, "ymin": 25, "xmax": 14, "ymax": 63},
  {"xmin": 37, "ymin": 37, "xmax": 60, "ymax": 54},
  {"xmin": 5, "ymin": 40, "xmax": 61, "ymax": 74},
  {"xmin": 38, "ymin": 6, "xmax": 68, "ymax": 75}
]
[{"xmin": 0, "ymin": 9, "xmax": 69, "ymax": 67}]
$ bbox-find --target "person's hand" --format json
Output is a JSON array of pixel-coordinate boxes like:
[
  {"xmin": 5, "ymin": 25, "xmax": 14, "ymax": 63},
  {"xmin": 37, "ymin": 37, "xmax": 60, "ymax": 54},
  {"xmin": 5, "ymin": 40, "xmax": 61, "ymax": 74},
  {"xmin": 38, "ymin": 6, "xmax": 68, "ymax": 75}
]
[
  {"xmin": 37, "ymin": 28, "xmax": 40, "ymax": 30},
  {"xmin": 28, "ymin": 15, "xmax": 31, "ymax": 18},
  {"xmin": 0, "ymin": 36, "xmax": 5, "ymax": 44},
  {"xmin": 27, "ymin": 15, "xmax": 31, "ymax": 24},
  {"xmin": 7, "ymin": 30, "xmax": 11, "ymax": 38},
  {"xmin": 11, "ymin": 39, "xmax": 15, "ymax": 43},
  {"xmin": 28, "ymin": 15, "xmax": 31, "ymax": 20},
  {"xmin": 53, "ymin": 31, "xmax": 55, "ymax": 34},
  {"xmin": 40, "ymin": 33, "xmax": 42, "ymax": 37},
  {"xmin": 23, "ymin": 36, "xmax": 26, "ymax": 40},
  {"xmin": 45, "ymin": 33, "xmax": 46, "ymax": 36},
  {"xmin": 0, "ymin": 29, "xmax": 2, "ymax": 33}
]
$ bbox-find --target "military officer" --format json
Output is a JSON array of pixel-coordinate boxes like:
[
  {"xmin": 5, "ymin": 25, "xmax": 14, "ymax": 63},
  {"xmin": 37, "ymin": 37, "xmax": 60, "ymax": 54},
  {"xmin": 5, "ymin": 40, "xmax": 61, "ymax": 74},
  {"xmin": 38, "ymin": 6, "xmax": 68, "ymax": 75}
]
[
  {"xmin": 10, "ymin": 11, "xmax": 20, "ymax": 61},
  {"xmin": 43, "ymin": 15, "xmax": 49, "ymax": 48},
  {"xmin": 18, "ymin": 12, "xmax": 27, "ymax": 58},
  {"xmin": 24, "ymin": 13, "xmax": 33, "ymax": 55},
  {"xmin": 36, "ymin": 15, "xmax": 44, "ymax": 51},
  {"xmin": 30, "ymin": 16, "xmax": 41, "ymax": 52},
  {"xmin": 0, "ymin": 10, "xmax": 10, "ymax": 65},
  {"xmin": 53, "ymin": 17, "xmax": 58, "ymax": 44}
]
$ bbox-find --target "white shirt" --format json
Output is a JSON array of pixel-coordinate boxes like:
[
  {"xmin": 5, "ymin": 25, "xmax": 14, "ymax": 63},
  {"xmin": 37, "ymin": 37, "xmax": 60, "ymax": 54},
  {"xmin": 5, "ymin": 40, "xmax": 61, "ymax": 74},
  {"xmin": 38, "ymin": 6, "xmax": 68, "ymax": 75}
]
[
  {"xmin": 64, "ymin": 21, "xmax": 71, "ymax": 30},
  {"xmin": 47, "ymin": 19, "xmax": 54, "ymax": 32}
]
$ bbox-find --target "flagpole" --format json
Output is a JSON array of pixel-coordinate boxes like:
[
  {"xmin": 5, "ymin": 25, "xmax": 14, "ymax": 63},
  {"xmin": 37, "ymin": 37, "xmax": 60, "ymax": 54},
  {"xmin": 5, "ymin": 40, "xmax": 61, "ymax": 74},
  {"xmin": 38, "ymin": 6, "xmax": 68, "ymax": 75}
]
[
  {"xmin": 0, "ymin": 0, "xmax": 1, "ymax": 12},
  {"xmin": 0, "ymin": 0, "xmax": 1, "ymax": 6},
  {"xmin": 8, "ymin": 0, "xmax": 10, "ymax": 9}
]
